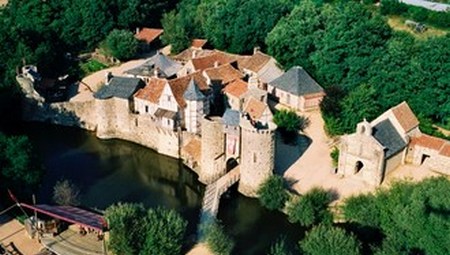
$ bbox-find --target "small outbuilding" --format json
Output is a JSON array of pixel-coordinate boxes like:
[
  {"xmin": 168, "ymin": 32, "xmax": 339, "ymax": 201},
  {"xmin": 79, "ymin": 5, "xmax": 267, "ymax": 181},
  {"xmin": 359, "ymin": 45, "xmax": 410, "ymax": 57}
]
[{"xmin": 268, "ymin": 66, "xmax": 325, "ymax": 112}]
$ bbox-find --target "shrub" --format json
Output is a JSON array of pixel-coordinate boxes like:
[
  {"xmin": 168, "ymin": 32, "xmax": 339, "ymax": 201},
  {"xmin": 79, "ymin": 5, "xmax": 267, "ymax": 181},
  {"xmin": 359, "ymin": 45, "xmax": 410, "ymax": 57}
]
[
  {"xmin": 268, "ymin": 236, "xmax": 292, "ymax": 255},
  {"xmin": 330, "ymin": 147, "xmax": 339, "ymax": 168},
  {"xmin": 53, "ymin": 179, "xmax": 80, "ymax": 206},
  {"xmin": 257, "ymin": 175, "xmax": 289, "ymax": 211},
  {"xmin": 287, "ymin": 188, "xmax": 333, "ymax": 227},
  {"xmin": 200, "ymin": 220, "xmax": 234, "ymax": 255},
  {"xmin": 300, "ymin": 224, "xmax": 361, "ymax": 255}
]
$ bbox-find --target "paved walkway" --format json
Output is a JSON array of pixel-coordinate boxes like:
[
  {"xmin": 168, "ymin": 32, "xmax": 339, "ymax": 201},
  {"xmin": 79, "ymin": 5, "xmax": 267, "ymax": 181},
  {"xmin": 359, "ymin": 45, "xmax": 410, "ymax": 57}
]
[
  {"xmin": 41, "ymin": 226, "xmax": 106, "ymax": 255},
  {"xmin": 0, "ymin": 218, "xmax": 43, "ymax": 255}
]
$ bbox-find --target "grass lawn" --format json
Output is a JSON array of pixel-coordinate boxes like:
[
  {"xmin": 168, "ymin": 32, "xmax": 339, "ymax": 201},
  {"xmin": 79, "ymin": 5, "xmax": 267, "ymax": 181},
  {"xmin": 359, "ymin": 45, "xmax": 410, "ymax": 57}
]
[
  {"xmin": 387, "ymin": 16, "xmax": 448, "ymax": 39},
  {"xmin": 80, "ymin": 59, "xmax": 108, "ymax": 76}
]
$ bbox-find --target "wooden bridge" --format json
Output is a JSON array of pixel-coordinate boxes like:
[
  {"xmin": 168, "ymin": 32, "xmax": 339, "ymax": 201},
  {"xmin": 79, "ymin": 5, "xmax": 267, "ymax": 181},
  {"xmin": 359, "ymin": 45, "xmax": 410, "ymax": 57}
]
[{"xmin": 199, "ymin": 167, "xmax": 240, "ymax": 225}]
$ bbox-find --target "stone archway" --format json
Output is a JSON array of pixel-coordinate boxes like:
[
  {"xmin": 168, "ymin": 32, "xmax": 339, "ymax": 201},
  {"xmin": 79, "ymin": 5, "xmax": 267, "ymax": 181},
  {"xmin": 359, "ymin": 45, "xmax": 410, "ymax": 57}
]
[
  {"xmin": 354, "ymin": 161, "xmax": 364, "ymax": 174},
  {"xmin": 226, "ymin": 158, "xmax": 238, "ymax": 172}
]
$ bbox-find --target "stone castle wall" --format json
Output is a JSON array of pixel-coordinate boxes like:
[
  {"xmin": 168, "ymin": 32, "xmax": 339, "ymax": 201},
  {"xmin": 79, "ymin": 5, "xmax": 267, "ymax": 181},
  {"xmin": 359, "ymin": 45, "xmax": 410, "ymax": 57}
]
[
  {"xmin": 18, "ymin": 74, "xmax": 181, "ymax": 160},
  {"xmin": 238, "ymin": 122, "xmax": 276, "ymax": 197},
  {"xmin": 200, "ymin": 117, "xmax": 225, "ymax": 184}
]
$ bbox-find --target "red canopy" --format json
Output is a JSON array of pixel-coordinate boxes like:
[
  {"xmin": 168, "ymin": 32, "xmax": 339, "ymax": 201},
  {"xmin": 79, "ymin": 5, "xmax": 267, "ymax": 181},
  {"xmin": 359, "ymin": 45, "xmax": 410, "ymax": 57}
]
[{"xmin": 20, "ymin": 203, "xmax": 107, "ymax": 232}]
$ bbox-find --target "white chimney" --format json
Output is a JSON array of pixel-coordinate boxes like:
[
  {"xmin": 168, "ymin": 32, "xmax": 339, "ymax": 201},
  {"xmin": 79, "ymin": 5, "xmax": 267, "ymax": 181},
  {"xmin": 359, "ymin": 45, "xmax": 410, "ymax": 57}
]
[
  {"xmin": 214, "ymin": 61, "xmax": 219, "ymax": 68},
  {"xmin": 154, "ymin": 67, "xmax": 159, "ymax": 78},
  {"xmin": 136, "ymin": 27, "xmax": 140, "ymax": 34},
  {"xmin": 192, "ymin": 50, "xmax": 197, "ymax": 59},
  {"xmin": 253, "ymin": 46, "xmax": 260, "ymax": 55}
]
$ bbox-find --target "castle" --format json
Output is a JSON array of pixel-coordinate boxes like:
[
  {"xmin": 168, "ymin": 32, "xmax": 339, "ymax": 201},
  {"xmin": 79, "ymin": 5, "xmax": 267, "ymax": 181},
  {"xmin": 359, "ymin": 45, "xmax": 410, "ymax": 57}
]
[
  {"xmin": 17, "ymin": 44, "xmax": 291, "ymax": 197},
  {"xmin": 338, "ymin": 102, "xmax": 450, "ymax": 185}
]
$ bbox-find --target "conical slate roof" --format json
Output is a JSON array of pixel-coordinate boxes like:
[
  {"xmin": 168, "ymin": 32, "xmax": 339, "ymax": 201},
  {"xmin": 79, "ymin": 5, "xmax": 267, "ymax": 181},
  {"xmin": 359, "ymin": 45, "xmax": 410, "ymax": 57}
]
[
  {"xmin": 125, "ymin": 52, "xmax": 182, "ymax": 78},
  {"xmin": 184, "ymin": 79, "xmax": 205, "ymax": 101},
  {"xmin": 269, "ymin": 66, "xmax": 323, "ymax": 96}
]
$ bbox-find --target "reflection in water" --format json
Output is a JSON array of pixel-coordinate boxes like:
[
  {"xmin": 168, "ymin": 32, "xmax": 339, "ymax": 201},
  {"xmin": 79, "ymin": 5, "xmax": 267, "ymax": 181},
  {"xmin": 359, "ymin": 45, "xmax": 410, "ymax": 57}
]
[{"xmin": 16, "ymin": 123, "xmax": 302, "ymax": 255}]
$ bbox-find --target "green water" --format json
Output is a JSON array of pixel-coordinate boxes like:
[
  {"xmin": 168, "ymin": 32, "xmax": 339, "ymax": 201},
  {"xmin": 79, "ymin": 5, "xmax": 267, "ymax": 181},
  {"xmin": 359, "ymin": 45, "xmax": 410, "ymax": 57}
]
[{"xmin": 16, "ymin": 123, "xmax": 303, "ymax": 254}]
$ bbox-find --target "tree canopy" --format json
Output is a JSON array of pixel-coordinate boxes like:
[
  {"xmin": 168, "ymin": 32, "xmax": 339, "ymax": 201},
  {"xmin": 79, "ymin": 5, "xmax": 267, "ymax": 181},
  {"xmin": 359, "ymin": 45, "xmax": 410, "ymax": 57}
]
[
  {"xmin": 105, "ymin": 203, "xmax": 187, "ymax": 255},
  {"xmin": 0, "ymin": 133, "xmax": 43, "ymax": 197},
  {"xmin": 342, "ymin": 177, "xmax": 450, "ymax": 255},
  {"xmin": 103, "ymin": 29, "xmax": 138, "ymax": 61},
  {"xmin": 287, "ymin": 188, "xmax": 333, "ymax": 227},
  {"xmin": 300, "ymin": 224, "xmax": 361, "ymax": 255},
  {"xmin": 257, "ymin": 175, "xmax": 289, "ymax": 211}
]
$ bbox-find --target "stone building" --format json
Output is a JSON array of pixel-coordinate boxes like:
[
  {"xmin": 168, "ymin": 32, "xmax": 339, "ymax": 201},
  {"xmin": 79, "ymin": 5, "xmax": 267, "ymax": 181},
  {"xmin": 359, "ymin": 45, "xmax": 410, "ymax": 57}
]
[
  {"xmin": 133, "ymin": 71, "xmax": 210, "ymax": 132},
  {"xmin": 338, "ymin": 101, "xmax": 450, "ymax": 185},
  {"xmin": 124, "ymin": 52, "xmax": 182, "ymax": 80},
  {"xmin": 268, "ymin": 66, "xmax": 325, "ymax": 112}
]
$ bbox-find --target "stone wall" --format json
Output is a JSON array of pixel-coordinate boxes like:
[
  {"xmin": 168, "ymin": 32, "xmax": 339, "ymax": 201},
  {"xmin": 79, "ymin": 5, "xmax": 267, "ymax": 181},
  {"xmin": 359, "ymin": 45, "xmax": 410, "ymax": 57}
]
[
  {"xmin": 338, "ymin": 132, "xmax": 385, "ymax": 186},
  {"xmin": 385, "ymin": 150, "xmax": 405, "ymax": 176}
]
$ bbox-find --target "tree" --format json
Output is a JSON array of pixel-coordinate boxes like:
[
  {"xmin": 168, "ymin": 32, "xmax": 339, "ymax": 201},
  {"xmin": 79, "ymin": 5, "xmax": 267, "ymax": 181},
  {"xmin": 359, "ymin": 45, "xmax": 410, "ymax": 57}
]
[
  {"xmin": 141, "ymin": 207, "xmax": 187, "ymax": 255},
  {"xmin": 273, "ymin": 109, "xmax": 310, "ymax": 143},
  {"xmin": 300, "ymin": 224, "xmax": 361, "ymax": 255},
  {"xmin": 200, "ymin": 220, "xmax": 234, "ymax": 255},
  {"xmin": 266, "ymin": 0, "xmax": 324, "ymax": 71},
  {"xmin": 287, "ymin": 188, "xmax": 333, "ymax": 227},
  {"xmin": 198, "ymin": 0, "xmax": 296, "ymax": 53},
  {"xmin": 342, "ymin": 177, "xmax": 450, "ymax": 255},
  {"xmin": 104, "ymin": 29, "xmax": 138, "ymax": 61},
  {"xmin": 105, "ymin": 203, "xmax": 187, "ymax": 255},
  {"xmin": 273, "ymin": 109, "xmax": 310, "ymax": 133},
  {"xmin": 105, "ymin": 203, "xmax": 148, "ymax": 255},
  {"xmin": 160, "ymin": 11, "xmax": 190, "ymax": 54},
  {"xmin": 257, "ymin": 175, "xmax": 289, "ymax": 211},
  {"xmin": 53, "ymin": 179, "xmax": 80, "ymax": 206},
  {"xmin": 0, "ymin": 133, "xmax": 43, "ymax": 196}
]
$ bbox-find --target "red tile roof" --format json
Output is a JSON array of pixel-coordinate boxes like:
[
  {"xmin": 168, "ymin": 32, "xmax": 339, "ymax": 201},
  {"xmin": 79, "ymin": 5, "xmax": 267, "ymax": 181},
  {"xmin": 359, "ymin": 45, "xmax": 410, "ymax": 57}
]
[
  {"xmin": 191, "ymin": 39, "xmax": 208, "ymax": 49},
  {"xmin": 244, "ymin": 97, "xmax": 267, "ymax": 120},
  {"xmin": 223, "ymin": 79, "xmax": 248, "ymax": 98},
  {"xmin": 191, "ymin": 52, "xmax": 237, "ymax": 71},
  {"xmin": 168, "ymin": 71, "xmax": 208, "ymax": 108},
  {"xmin": 391, "ymin": 102, "xmax": 419, "ymax": 133},
  {"xmin": 410, "ymin": 134, "xmax": 450, "ymax": 157},
  {"xmin": 204, "ymin": 63, "xmax": 244, "ymax": 84},
  {"xmin": 134, "ymin": 78, "xmax": 167, "ymax": 104},
  {"xmin": 238, "ymin": 51, "xmax": 272, "ymax": 72},
  {"xmin": 135, "ymin": 28, "xmax": 163, "ymax": 44}
]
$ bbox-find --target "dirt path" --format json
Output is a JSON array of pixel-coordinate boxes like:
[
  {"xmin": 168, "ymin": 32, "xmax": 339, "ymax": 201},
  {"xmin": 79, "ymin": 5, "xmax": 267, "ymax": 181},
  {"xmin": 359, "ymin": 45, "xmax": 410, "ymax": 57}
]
[
  {"xmin": 0, "ymin": 218, "xmax": 43, "ymax": 254},
  {"xmin": 186, "ymin": 244, "xmax": 213, "ymax": 255}
]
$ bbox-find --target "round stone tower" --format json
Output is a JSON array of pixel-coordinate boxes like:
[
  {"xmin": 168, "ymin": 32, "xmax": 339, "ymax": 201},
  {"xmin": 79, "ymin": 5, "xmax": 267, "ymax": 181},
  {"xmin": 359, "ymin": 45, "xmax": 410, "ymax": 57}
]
[
  {"xmin": 238, "ymin": 118, "xmax": 277, "ymax": 197},
  {"xmin": 200, "ymin": 116, "xmax": 225, "ymax": 184}
]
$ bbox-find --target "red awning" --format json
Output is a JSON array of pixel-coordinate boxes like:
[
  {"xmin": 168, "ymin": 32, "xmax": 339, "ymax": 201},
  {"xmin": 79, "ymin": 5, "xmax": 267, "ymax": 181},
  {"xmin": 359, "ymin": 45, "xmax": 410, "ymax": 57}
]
[{"xmin": 20, "ymin": 203, "xmax": 107, "ymax": 232}]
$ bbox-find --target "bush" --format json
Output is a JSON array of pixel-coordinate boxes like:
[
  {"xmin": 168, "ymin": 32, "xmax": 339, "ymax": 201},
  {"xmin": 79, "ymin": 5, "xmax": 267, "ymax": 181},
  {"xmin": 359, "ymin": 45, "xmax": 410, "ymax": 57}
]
[
  {"xmin": 300, "ymin": 224, "xmax": 361, "ymax": 255},
  {"xmin": 274, "ymin": 109, "xmax": 310, "ymax": 144},
  {"xmin": 104, "ymin": 29, "xmax": 138, "ymax": 61},
  {"xmin": 257, "ymin": 175, "xmax": 289, "ymax": 211},
  {"xmin": 287, "ymin": 188, "xmax": 333, "ymax": 227},
  {"xmin": 268, "ymin": 236, "xmax": 292, "ymax": 255},
  {"xmin": 330, "ymin": 147, "xmax": 339, "ymax": 168},
  {"xmin": 53, "ymin": 179, "xmax": 80, "ymax": 206},
  {"xmin": 80, "ymin": 59, "xmax": 107, "ymax": 75},
  {"xmin": 200, "ymin": 220, "xmax": 234, "ymax": 255}
]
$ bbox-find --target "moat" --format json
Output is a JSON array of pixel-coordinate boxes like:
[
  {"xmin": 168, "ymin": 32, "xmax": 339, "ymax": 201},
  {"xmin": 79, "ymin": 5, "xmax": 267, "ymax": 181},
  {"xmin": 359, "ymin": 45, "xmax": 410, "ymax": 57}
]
[{"xmin": 14, "ymin": 122, "xmax": 303, "ymax": 255}]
